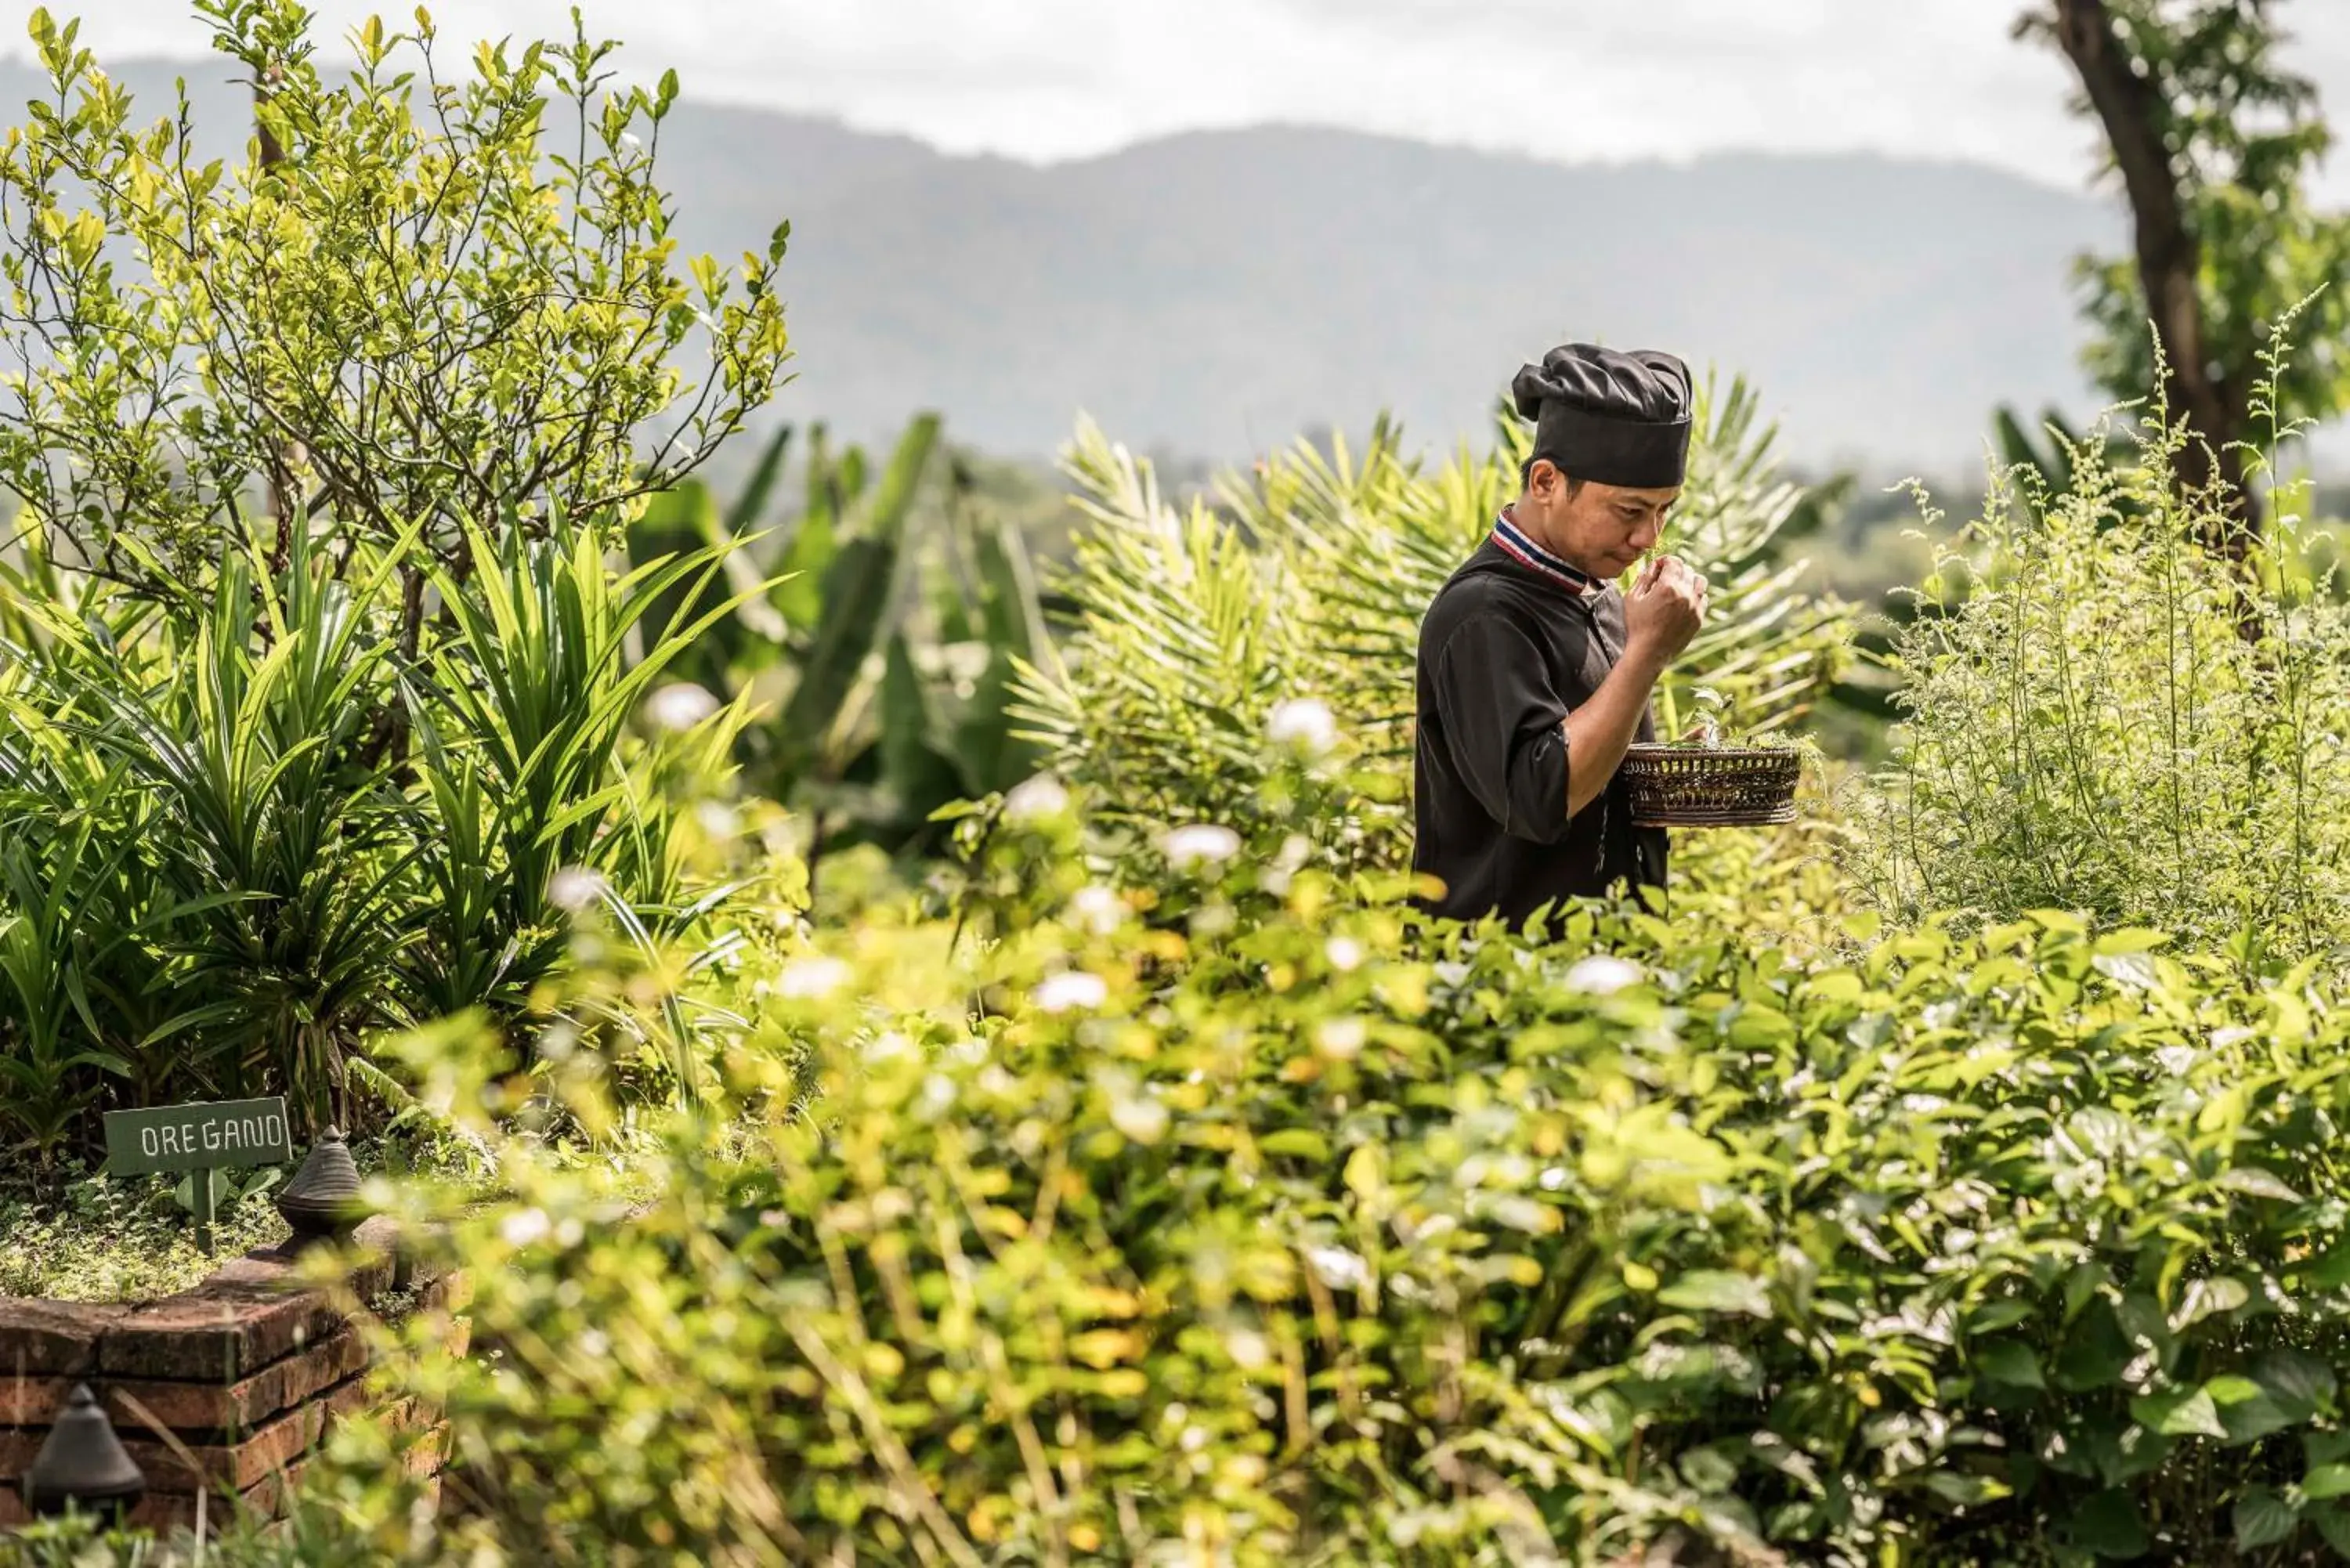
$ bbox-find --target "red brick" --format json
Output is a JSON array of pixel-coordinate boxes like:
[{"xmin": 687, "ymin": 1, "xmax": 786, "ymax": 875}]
[
  {"xmin": 0, "ymin": 1371, "xmax": 71, "ymax": 1425},
  {"xmin": 98, "ymin": 1276, "xmax": 344, "ymax": 1383},
  {"xmin": 108, "ymin": 1327, "xmax": 374, "ymax": 1438},
  {"xmin": 0, "ymin": 1426, "xmax": 40, "ymax": 1475},
  {"xmin": 113, "ymin": 1372, "xmax": 377, "ymax": 1492},
  {"xmin": 0, "ymin": 1298, "xmax": 128, "ymax": 1377}
]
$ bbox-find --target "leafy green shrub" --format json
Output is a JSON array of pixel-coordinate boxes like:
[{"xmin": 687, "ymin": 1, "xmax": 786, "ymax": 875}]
[
  {"xmin": 0, "ymin": 1, "xmax": 787, "ymax": 597},
  {"xmin": 626, "ymin": 414, "xmax": 1054, "ymax": 878},
  {"xmin": 0, "ymin": 0, "xmax": 795, "ymax": 1157},
  {"xmin": 168, "ymin": 775, "xmax": 2350, "ymax": 1567},
  {"xmin": 1846, "ymin": 375, "xmax": 2350, "ymax": 963},
  {"xmin": 0, "ymin": 510, "xmax": 754, "ymax": 1155}
]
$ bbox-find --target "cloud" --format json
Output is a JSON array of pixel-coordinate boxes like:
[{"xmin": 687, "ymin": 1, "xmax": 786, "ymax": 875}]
[{"xmin": 6, "ymin": 0, "xmax": 2350, "ymax": 199}]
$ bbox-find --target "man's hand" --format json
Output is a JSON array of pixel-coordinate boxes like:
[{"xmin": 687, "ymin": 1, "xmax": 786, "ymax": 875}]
[{"xmin": 1625, "ymin": 554, "xmax": 1708, "ymax": 667}]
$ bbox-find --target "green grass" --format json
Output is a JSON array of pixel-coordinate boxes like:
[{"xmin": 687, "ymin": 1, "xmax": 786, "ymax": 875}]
[
  {"xmin": 0, "ymin": 1172, "xmax": 294, "ymax": 1302},
  {"xmin": 0, "ymin": 1131, "xmax": 504, "ymax": 1303}
]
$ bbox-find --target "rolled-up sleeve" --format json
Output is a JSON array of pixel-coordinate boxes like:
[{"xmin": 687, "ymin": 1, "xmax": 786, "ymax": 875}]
[{"xmin": 1430, "ymin": 614, "xmax": 1574, "ymax": 844}]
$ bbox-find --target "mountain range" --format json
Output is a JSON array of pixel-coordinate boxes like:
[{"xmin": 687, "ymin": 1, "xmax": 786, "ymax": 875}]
[{"xmin": 0, "ymin": 54, "xmax": 2146, "ymax": 478}]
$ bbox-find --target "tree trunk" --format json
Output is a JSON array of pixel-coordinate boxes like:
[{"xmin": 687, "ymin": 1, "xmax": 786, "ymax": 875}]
[{"xmin": 2049, "ymin": 0, "xmax": 2263, "ymax": 561}]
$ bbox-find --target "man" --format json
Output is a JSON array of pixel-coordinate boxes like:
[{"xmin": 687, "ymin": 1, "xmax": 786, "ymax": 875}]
[{"xmin": 1411, "ymin": 341, "xmax": 1709, "ymax": 930}]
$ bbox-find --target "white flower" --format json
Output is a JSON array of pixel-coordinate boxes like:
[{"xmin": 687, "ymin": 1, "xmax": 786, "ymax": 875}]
[
  {"xmin": 1110, "ymin": 1092, "xmax": 1169, "ymax": 1143},
  {"xmin": 1325, "ymin": 936, "xmax": 1365, "ymax": 973},
  {"xmin": 546, "ymin": 866, "xmax": 606, "ymax": 914},
  {"xmin": 1003, "ymin": 774, "xmax": 1070, "ymax": 824},
  {"xmin": 1564, "ymin": 955, "xmax": 1642, "ymax": 995},
  {"xmin": 1162, "ymin": 823, "xmax": 1242, "ymax": 868},
  {"xmin": 776, "ymin": 955, "xmax": 853, "ymax": 999},
  {"xmin": 500, "ymin": 1208, "xmax": 551, "ymax": 1248},
  {"xmin": 643, "ymin": 681, "xmax": 720, "ymax": 732},
  {"xmin": 863, "ymin": 1030, "xmax": 916, "ymax": 1063},
  {"xmin": 1033, "ymin": 970, "xmax": 1108, "ymax": 1013},
  {"xmin": 1068, "ymin": 884, "xmax": 1124, "ymax": 936},
  {"xmin": 1314, "ymin": 1016, "xmax": 1367, "ymax": 1060},
  {"xmin": 1267, "ymin": 697, "xmax": 1340, "ymax": 757},
  {"xmin": 1306, "ymin": 1245, "xmax": 1370, "ymax": 1292}
]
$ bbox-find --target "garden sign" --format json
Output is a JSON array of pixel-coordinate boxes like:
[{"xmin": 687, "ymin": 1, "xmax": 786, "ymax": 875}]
[{"xmin": 103, "ymin": 1097, "xmax": 292, "ymax": 1255}]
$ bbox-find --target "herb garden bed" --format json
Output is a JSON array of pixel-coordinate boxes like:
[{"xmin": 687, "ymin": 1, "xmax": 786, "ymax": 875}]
[{"xmin": 0, "ymin": 1218, "xmax": 466, "ymax": 1531}]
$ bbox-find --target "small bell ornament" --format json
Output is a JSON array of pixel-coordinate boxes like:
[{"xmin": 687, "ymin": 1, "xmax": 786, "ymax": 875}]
[
  {"xmin": 275, "ymin": 1125, "xmax": 371, "ymax": 1242},
  {"xmin": 24, "ymin": 1383, "xmax": 145, "ymax": 1519}
]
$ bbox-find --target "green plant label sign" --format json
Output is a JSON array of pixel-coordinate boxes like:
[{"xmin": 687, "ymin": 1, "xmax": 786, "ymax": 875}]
[{"xmin": 103, "ymin": 1097, "xmax": 291, "ymax": 1176}]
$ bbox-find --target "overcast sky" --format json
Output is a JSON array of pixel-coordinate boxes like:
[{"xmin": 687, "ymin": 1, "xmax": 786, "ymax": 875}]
[{"xmin": 10, "ymin": 0, "xmax": 2350, "ymax": 201}]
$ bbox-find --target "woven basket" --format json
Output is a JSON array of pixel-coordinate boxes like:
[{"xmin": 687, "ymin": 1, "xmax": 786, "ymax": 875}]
[{"xmin": 1619, "ymin": 742, "xmax": 1800, "ymax": 828}]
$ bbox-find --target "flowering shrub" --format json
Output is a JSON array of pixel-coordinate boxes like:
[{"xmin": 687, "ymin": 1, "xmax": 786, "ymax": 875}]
[
  {"xmin": 1847, "ymin": 363, "xmax": 2350, "ymax": 964},
  {"xmin": 19, "ymin": 782, "xmax": 2321, "ymax": 1566}
]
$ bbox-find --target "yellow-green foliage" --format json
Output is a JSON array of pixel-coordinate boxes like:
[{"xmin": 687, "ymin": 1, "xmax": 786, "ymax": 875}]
[
  {"xmin": 47, "ymin": 758, "xmax": 2350, "ymax": 1568},
  {"xmin": 1846, "ymin": 396, "xmax": 2350, "ymax": 963}
]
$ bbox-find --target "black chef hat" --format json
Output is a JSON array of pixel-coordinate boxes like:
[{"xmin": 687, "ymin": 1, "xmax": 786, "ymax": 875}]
[{"xmin": 1511, "ymin": 342, "xmax": 1694, "ymax": 490}]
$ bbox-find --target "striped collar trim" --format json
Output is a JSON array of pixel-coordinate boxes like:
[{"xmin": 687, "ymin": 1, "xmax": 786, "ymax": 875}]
[{"xmin": 1490, "ymin": 509, "xmax": 1605, "ymax": 599}]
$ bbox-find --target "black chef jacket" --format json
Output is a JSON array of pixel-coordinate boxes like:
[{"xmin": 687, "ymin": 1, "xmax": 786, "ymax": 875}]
[{"xmin": 1410, "ymin": 533, "xmax": 1668, "ymax": 929}]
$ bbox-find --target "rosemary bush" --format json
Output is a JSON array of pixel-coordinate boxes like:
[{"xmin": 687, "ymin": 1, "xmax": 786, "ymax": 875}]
[{"xmin": 1846, "ymin": 360, "xmax": 2350, "ymax": 963}]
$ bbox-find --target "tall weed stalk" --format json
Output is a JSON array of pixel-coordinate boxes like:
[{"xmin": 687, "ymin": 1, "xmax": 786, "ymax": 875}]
[{"xmin": 1849, "ymin": 309, "xmax": 2350, "ymax": 962}]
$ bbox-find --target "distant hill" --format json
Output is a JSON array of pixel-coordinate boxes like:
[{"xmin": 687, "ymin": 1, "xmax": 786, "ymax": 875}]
[{"xmin": 0, "ymin": 55, "xmax": 2134, "ymax": 478}]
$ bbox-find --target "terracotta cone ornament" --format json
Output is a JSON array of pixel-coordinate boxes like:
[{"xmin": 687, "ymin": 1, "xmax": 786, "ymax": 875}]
[
  {"xmin": 275, "ymin": 1124, "xmax": 371, "ymax": 1241},
  {"xmin": 24, "ymin": 1383, "xmax": 145, "ymax": 1519}
]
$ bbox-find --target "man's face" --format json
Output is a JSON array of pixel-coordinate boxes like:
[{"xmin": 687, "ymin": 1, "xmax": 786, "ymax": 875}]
[{"xmin": 1526, "ymin": 461, "xmax": 1679, "ymax": 577}]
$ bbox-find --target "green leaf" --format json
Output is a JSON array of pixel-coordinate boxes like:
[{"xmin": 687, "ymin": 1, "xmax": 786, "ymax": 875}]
[
  {"xmin": 1656, "ymin": 1270, "xmax": 1771, "ymax": 1319},
  {"xmin": 876, "ymin": 634, "xmax": 945, "ymax": 802},
  {"xmin": 2312, "ymin": 1506, "xmax": 2350, "ymax": 1559},
  {"xmin": 974, "ymin": 511, "xmax": 1049, "ymax": 663},
  {"xmin": 2066, "ymin": 1489, "xmax": 2149, "ymax": 1559},
  {"xmin": 1972, "ymin": 1301, "xmax": 2036, "ymax": 1335},
  {"xmin": 1922, "ymin": 1470, "xmax": 2012, "ymax": 1508},
  {"xmin": 2208, "ymin": 1375, "xmax": 2266, "ymax": 1405},
  {"xmin": 949, "ymin": 646, "xmax": 1035, "ymax": 797},
  {"xmin": 2218, "ymin": 1166, "xmax": 2305, "ymax": 1203},
  {"xmin": 2169, "ymin": 1275, "xmax": 2249, "ymax": 1331},
  {"xmin": 2260, "ymin": 1349, "xmax": 2338, "ymax": 1419},
  {"xmin": 2235, "ymin": 1485, "xmax": 2298, "ymax": 1550},
  {"xmin": 779, "ymin": 537, "xmax": 899, "ymax": 768},
  {"xmin": 1975, "ymin": 1339, "xmax": 2046, "ymax": 1389},
  {"xmin": 2132, "ymin": 1386, "xmax": 2225, "ymax": 1440},
  {"xmin": 722, "ymin": 422, "xmax": 794, "ymax": 538},
  {"xmin": 2303, "ymin": 1244, "xmax": 2350, "ymax": 1290},
  {"xmin": 2055, "ymin": 1302, "xmax": 2134, "ymax": 1392},
  {"xmin": 2305, "ymin": 1465, "xmax": 2350, "ymax": 1501},
  {"xmin": 1258, "ymin": 1129, "xmax": 1331, "ymax": 1161},
  {"xmin": 2219, "ymin": 1388, "xmax": 2301, "ymax": 1447},
  {"xmin": 2091, "ymin": 951, "xmax": 2160, "ymax": 991},
  {"xmin": 773, "ymin": 500, "xmax": 837, "ymax": 631}
]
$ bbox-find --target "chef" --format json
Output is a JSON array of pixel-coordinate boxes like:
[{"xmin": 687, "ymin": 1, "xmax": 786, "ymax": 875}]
[{"xmin": 1411, "ymin": 342, "xmax": 1709, "ymax": 930}]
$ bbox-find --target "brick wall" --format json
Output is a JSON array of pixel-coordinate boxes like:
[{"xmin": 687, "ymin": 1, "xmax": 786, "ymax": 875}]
[{"xmin": 0, "ymin": 1217, "xmax": 468, "ymax": 1532}]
